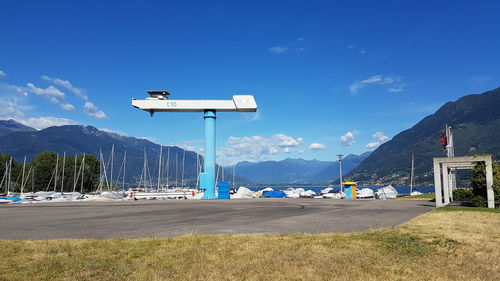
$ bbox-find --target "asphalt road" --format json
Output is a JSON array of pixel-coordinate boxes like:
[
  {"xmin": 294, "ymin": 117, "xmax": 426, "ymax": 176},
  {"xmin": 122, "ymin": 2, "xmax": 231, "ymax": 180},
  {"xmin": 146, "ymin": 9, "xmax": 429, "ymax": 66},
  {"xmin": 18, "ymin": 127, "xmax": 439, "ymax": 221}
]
[{"xmin": 0, "ymin": 199, "xmax": 434, "ymax": 239}]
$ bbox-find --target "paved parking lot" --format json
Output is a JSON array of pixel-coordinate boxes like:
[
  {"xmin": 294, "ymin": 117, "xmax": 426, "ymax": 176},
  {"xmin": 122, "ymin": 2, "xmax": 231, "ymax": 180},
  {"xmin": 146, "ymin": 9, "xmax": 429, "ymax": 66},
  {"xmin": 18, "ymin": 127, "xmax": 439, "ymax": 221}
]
[{"xmin": 0, "ymin": 198, "xmax": 434, "ymax": 239}]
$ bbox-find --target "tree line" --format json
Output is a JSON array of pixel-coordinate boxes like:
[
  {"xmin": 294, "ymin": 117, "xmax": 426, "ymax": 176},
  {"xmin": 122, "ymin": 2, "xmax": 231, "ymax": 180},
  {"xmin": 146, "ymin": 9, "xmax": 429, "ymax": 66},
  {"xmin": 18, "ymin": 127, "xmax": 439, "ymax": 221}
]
[{"xmin": 0, "ymin": 152, "xmax": 100, "ymax": 194}]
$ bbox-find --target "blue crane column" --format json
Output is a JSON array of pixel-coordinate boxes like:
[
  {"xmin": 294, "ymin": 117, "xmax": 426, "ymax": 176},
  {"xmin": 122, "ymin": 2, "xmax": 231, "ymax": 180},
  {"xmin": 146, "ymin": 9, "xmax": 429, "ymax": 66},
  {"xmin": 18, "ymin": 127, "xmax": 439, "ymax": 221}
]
[{"xmin": 200, "ymin": 110, "xmax": 217, "ymax": 199}]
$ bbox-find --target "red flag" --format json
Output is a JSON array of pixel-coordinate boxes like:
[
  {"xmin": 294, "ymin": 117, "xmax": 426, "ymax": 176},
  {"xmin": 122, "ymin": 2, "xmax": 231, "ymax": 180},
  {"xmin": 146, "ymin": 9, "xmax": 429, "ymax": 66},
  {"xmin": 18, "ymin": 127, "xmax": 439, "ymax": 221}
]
[{"xmin": 440, "ymin": 133, "xmax": 447, "ymax": 150}]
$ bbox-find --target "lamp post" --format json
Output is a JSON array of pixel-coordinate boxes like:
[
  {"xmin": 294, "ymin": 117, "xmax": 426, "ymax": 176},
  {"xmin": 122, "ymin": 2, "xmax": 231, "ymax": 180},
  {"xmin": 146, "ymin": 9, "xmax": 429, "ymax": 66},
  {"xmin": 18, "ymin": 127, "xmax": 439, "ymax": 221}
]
[{"xmin": 337, "ymin": 154, "xmax": 343, "ymax": 192}]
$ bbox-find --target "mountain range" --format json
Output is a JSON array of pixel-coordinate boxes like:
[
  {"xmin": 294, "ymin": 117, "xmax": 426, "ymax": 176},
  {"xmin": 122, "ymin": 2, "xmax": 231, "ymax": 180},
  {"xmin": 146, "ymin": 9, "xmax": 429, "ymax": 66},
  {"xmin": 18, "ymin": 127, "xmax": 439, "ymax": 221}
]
[
  {"xmin": 0, "ymin": 119, "xmax": 37, "ymax": 136},
  {"xmin": 0, "ymin": 120, "xmax": 370, "ymax": 186},
  {"xmin": 348, "ymin": 86, "xmax": 500, "ymax": 186},
  {"xmin": 0, "ymin": 120, "xmax": 245, "ymax": 186},
  {"xmin": 235, "ymin": 152, "xmax": 371, "ymax": 184}
]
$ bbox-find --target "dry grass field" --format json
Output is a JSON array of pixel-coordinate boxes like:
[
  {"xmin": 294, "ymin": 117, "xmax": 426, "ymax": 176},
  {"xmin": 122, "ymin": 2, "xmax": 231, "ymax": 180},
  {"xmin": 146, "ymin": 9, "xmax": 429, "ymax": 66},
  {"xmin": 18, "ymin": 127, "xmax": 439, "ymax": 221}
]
[{"xmin": 0, "ymin": 207, "xmax": 498, "ymax": 281}]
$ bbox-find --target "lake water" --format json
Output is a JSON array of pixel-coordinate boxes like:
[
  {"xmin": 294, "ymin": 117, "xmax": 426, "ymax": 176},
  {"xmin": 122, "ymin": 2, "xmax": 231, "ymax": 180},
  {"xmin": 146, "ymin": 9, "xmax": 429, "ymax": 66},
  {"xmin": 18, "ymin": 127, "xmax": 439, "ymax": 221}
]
[{"xmin": 246, "ymin": 185, "xmax": 434, "ymax": 195}]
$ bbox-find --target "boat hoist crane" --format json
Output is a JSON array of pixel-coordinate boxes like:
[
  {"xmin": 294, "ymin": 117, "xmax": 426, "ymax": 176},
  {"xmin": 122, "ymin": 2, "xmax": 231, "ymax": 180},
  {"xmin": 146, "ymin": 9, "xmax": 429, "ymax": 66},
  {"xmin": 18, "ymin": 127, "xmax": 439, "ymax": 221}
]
[{"xmin": 132, "ymin": 91, "xmax": 257, "ymax": 199}]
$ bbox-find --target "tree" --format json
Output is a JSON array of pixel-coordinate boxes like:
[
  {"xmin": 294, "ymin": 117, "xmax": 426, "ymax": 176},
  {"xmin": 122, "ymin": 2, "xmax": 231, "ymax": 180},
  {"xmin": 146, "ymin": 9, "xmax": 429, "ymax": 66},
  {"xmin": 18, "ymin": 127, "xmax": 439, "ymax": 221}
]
[
  {"xmin": 470, "ymin": 155, "xmax": 500, "ymax": 208},
  {"xmin": 33, "ymin": 151, "xmax": 57, "ymax": 192},
  {"xmin": 78, "ymin": 154, "xmax": 100, "ymax": 193}
]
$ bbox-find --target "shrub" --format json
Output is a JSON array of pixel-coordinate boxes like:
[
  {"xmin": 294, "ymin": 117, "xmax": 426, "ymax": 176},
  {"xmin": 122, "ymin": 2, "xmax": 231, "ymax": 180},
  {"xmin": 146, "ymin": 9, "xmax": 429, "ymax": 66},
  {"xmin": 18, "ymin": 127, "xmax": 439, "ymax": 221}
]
[
  {"xmin": 453, "ymin": 188, "xmax": 473, "ymax": 201},
  {"xmin": 470, "ymin": 156, "xmax": 500, "ymax": 208}
]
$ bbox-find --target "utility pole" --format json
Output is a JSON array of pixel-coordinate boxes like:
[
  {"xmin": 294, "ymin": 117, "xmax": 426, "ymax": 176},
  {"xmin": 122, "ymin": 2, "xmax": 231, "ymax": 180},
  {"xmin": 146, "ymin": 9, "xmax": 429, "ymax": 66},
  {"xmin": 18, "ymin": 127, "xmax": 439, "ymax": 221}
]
[{"xmin": 337, "ymin": 154, "xmax": 344, "ymax": 192}]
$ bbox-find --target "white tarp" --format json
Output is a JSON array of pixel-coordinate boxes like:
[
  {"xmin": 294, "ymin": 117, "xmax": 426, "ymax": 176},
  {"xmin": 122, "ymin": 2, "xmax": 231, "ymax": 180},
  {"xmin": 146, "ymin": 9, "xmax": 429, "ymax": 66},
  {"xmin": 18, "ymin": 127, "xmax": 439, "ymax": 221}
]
[
  {"xmin": 357, "ymin": 188, "xmax": 374, "ymax": 199},
  {"xmin": 375, "ymin": 185, "xmax": 398, "ymax": 199},
  {"xmin": 321, "ymin": 187, "xmax": 334, "ymax": 194},
  {"xmin": 101, "ymin": 191, "xmax": 126, "ymax": 200},
  {"xmin": 283, "ymin": 188, "xmax": 301, "ymax": 198},
  {"xmin": 232, "ymin": 186, "xmax": 255, "ymax": 199},
  {"xmin": 299, "ymin": 190, "xmax": 317, "ymax": 198},
  {"xmin": 323, "ymin": 192, "xmax": 343, "ymax": 199}
]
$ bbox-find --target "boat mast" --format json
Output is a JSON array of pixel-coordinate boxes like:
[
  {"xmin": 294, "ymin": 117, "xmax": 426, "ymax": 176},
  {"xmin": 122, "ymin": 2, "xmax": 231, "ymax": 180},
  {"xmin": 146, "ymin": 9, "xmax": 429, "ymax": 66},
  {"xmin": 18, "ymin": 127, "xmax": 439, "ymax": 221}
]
[
  {"xmin": 123, "ymin": 151, "xmax": 126, "ymax": 191},
  {"xmin": 8, "ymin": 157, "xmax": 12, "ymax": 195},
  {"xmin": 81, "ymin": 153, "xmax": 85, "ymax": 194},
  {"xmin": 182, "ymin": 148, "xmax": 185, "ymax": 188},
  {"xmin": 145, "ymin": 150, "xmax": 152, "ymax": 191},
  {"xmin": 196, "ymin": 153, "xmax": 199, "ymax": 189},
  {"xmin": 21, "ymin": 156, "xmax": 26, "ymax": 196},
  {"xmin": 216, "ymin": 152, "xmax": 219, "ymax": 185},
  {"xmin": 1, "ymin": 162, "xmax": 7, "ymax": 194},
  {"xmin": 73, "ymin": 154, "xmax": 77, "ymax": 193},
  {"xmin": 142, "ymin": 148, "xmax": 147, "ymax": 191},
  {"xmin": 222, "ymin": 140, "xmax": 224, "ymax": 182},
  {"xmin": 61, "ymin": 152, "xmax": 66, "ymax": 193},
  {"xmin": 72, "ymin": 154, "xmax": 79, "ymax": 195},
  {"xmin": 54, "ymin": 154, "xmax": 59, "ymax": 193},
  {"xmin": 166, "ymin": 147, "xmax": 170, "ymax": 190},
  {"xmin": 175, "ymin": 153, "xmax": 178, "ymax": 188},
  {"xmin": 157, "ymin": 145, "xmax": 162, "ymax": 191},
  {"xmin": 99, "ymin": 149, "xmax": 102, "ymax": 192},
  {"xmin": 31, "ymin": 158, "xmax": 35, "ymax": 194},
  {"xmin": 410, "ymin": 153, "xmax": 414, "ymax": 194},
  {"xmin": 232, "ymin": 151, "xmax": 236, "ymax": 190},
  {"xmin": 111, "ymin": 144, "xmax": 115, "ymax": 190}
]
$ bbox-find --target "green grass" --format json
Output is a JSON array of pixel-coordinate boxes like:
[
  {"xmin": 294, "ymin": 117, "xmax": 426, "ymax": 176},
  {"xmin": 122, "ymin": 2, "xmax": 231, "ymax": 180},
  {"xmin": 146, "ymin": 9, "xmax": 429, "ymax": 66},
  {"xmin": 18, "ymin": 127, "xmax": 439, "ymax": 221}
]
[
  {"xmin": 0, "ymin": 208, "xmax": 499, "ymax": 281},
  {"xmin": 436, "ymin": 206, "xmax": 500, "ymax": 213},
  {"xmin": 392, "ymin": 192, "xmax": 435, "ymax": 200}
]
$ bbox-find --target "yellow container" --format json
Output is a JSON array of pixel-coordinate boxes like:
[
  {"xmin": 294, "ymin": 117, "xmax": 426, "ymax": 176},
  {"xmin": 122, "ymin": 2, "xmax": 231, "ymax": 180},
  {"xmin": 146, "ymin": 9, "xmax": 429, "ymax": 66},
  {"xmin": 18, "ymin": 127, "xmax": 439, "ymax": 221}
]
[{"xmin": 344, "ymin": 182, "xmax": 357, "ymax": 199}]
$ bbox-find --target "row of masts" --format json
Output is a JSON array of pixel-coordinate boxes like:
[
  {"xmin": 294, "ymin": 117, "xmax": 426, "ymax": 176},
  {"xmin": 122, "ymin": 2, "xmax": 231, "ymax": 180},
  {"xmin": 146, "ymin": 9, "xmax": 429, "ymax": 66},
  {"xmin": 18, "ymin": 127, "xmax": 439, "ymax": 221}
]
[
  {"xmin": 0, "ymin": 153, "xmax": 87, "ymax": 195},
  {"xmin": 1, "ymin": 142, "xmax": 238, "ymax": 195},
  {"xmin": 138, "ymin": 142, "xmax": 238, "ymax": 192}
]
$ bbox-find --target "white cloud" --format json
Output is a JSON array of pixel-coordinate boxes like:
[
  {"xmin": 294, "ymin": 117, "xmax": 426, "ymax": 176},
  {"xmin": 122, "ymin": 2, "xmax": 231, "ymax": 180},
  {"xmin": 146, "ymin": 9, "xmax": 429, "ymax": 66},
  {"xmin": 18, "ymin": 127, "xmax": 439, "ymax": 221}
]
[
  {"xmin": 41, "ymin": 75, "xmax": 107, "ymax": 119},
  {"xmin": 242, "ymin": 111, "xmax": 260, "ymax": 122},
  {"xmin": 0, "ymin": 99, "xmax": 76, "ymax": 130},
  {"xmin": 276, "ymin": 134, "xmax": 303, "ymax": 147},
  {"xmin": 0, "ymin": 77, "xmax": 77, "ymax": 129},
  {"xmin": 60, "ymin": 102, "xmax": 75, "ymax": 111},
  {"xmin": 341, "ymin": 130, "xmax": 358, "ymax": 146},
  {"xmin": 269, "ymin": 46, "xmax": 287, "ymax": 54},
  {"xmin": 84, "ymin": 101, "xmax": 108, "ymax": 119},
  {"xmin": 27, "ymin": 83, "xmax": 65, "ymax": 98},
  {"xmin": 297, "ymin": 38, "xmax": 305, "ymax": 41},
  {"xmin": 100, "ymin": 128, "xmax": 128, "ymax": 137},
  {"xmin": 22, "ymin": 116, "xmax": 76, "ymax": 130},
  {"xmin": 48, "ymin": 96, "xmax": 75, "ymax": 111},
  {"xmin": 1, "ymin": 83, "xmax": 27, "ymax": 96},
  {"xmin": 309, "ymin": 143, "xmax": 326, "ymax": 150},
  {"xmin": 225, "ymin": 134, "xmax": 304, "ymax": 161},
  {"xmin": 360, "ymin": 49, "xmax": 366, "ymax": 54},
  {"xmin": 138, "ymin": 136, "xmax": 157, "ymax": 143},
  {"xmin": 169, "ymin": 140, "xmax": 205, "ymax": 155},
  {"xmin": 0, "ymin": 100, "xmax": 26, "ymax": 121},
  {"xmin": 365, "ymin": 132, "xmax": 389, "ymax": 149},
  {"xmin": 388, "ymin": 87, "xmax": 403, "ymax": 93},
  {"xmin": 41, "ymin": 75, "xmax": 86, "ymax": 99},
  {"xmin": 0, "ymin": 70, "xmax": 6, "ymax": 77},
  {"xmin": 349, "ymin": 74, "xmax": 405, "ymax": 94}
]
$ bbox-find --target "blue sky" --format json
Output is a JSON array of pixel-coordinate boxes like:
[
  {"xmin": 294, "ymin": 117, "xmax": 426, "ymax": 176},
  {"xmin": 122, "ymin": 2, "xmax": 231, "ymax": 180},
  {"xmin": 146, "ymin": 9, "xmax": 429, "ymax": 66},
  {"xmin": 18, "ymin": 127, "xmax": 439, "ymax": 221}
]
[{"xmin": 1, "ymin": 0, "xmax": 499, "ymax": 164}]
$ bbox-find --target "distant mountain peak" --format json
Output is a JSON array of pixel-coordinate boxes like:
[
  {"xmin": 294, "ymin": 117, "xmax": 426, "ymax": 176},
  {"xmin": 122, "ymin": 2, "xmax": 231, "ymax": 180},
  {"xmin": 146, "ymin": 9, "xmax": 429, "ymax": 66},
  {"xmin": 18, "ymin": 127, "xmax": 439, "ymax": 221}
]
[{"xmin": 0, "ymin": 119, "xmax": 37, "ymax": 136}]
